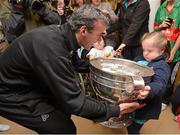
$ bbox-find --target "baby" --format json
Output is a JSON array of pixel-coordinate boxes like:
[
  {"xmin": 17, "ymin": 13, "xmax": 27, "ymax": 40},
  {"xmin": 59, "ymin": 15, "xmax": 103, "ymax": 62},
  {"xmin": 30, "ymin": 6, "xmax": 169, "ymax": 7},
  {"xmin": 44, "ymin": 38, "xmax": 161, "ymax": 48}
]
[
  {"xmin": 127, "ymin": 31, "xmax": 171, "ymax": 134},
  {"xmin": 87, "ymin": 37, "xmax": 115, "ymax": 60}
]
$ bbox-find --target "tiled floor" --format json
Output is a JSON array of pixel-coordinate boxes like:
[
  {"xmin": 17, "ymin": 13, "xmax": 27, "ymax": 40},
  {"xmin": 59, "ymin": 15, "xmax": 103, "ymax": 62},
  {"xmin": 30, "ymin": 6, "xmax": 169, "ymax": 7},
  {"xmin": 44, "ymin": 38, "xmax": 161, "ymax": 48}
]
[{"xmin": 0, "ymin": 104, "xmax": 180, "ymax": 134}]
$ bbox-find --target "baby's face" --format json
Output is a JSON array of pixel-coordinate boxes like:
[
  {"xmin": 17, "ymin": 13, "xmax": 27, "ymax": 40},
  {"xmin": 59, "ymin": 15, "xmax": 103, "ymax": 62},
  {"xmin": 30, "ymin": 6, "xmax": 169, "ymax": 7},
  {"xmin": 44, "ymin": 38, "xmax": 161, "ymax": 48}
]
[
  {"xmin": 93, "ymin": 37, "xmax": 105, "ymax": 50},
  {"xmin": 142, "ymin": 39, "xmax": 164, "ymax": 62}
]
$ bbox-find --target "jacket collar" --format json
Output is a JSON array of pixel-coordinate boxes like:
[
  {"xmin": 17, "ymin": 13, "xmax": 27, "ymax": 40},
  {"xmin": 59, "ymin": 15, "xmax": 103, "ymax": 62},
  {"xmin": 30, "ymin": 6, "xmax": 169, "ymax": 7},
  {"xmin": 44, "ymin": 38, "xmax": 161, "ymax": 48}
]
[
  {"xmin": 151, "ymin": 53, "xmax": 167, "ymax": 62},
  {"xmin": 137, "ymin": 53, "xmax": 167, "ymax": 63},
  {"xmin": 123, "ymin": 0, "xmax": 138, "ymax": 8}
]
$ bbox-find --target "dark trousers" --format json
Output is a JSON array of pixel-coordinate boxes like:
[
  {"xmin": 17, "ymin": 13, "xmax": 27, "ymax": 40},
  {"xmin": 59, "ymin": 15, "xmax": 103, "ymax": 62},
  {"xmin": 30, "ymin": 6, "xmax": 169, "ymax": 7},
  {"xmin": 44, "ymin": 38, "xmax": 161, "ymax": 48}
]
[
  {"xmin": 171, "ymin": 83, "xmax": 180, "ymax": 115},
  {"xmin": 127, "ymin": 121, "xmax": 144, "ymax": 134},
  {"xmin": 1, "ymin": 109, "xmax": 76, "ymax": 134},
  {"xmin": 162, "ymin": 62, "xmax": 177, "ymax": 104}
]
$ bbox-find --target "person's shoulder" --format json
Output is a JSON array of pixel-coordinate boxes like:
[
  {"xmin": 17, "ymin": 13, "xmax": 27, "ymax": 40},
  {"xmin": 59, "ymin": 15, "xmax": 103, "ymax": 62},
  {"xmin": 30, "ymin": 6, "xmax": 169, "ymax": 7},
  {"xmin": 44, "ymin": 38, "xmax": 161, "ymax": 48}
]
[
  {"xmin": 28, "ymin": 25, "xmax": 56, "ymax": 33},
  {"xmin": 137, "ymin": 0, "xmax": 150, "ymax": 9},
  {"xmin": 174, "ymin": 0, "xmax": 180, "ymax": 8},
  {"xmin": 152, "ymin": 59, "xmax": 170, "ymax": 70}
]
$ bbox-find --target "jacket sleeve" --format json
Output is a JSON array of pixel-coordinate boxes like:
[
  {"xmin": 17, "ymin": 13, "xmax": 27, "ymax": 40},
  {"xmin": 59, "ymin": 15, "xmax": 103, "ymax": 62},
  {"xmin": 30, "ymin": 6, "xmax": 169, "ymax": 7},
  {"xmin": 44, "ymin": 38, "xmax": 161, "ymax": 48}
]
[
  {"xmin": 36, "ymin": 6, "xmax": 61, "ymax": 25},
  {"xmin": 147, "ymin": 62, "xmax": 170, "ymax": 99},
  {"xmin": 35, "ymin": 55, "xmax": 120, "ymax": 122},
  {"xmin": 122, "ymin": 0, "xmax": 150, "ymax": 46}
]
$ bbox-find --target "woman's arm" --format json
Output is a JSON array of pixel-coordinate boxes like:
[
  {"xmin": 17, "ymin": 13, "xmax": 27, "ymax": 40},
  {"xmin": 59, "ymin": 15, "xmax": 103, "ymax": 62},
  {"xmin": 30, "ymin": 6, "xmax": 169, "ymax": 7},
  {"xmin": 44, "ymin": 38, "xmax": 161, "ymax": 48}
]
[{"xmin": 168, "ymin": 35, "xmax": 180, "ymax": 62}]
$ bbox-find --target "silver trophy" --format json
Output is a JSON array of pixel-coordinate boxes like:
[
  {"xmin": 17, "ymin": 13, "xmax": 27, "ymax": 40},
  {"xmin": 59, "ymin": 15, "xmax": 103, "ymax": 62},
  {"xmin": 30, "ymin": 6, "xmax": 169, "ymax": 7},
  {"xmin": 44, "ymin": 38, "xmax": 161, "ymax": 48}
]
[{"xmin": 89, "ymin": 58, "xmax": 154, "ymax": 128}]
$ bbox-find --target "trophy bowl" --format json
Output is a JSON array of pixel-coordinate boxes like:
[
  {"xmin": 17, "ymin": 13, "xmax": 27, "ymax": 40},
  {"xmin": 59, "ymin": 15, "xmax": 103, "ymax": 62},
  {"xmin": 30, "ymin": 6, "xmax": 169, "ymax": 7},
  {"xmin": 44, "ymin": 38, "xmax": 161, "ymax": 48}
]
[{"xmin": 89, "ymin": 58, "xmax": 154, "ymax": 128}]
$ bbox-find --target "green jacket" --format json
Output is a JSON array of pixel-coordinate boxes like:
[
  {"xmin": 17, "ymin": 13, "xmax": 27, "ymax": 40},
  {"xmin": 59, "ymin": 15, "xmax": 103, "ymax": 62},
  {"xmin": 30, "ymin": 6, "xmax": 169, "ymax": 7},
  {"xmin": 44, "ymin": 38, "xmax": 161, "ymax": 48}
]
[{"xmin": 154, "ymin": 0, "xmax": 180, "ymax": 62}]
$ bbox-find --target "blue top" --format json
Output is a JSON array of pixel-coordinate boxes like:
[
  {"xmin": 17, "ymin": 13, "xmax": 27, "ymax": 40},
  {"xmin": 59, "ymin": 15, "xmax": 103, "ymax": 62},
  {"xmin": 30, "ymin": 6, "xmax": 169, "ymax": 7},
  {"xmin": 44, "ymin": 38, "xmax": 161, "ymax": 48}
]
[
  {"xmin": 123, "ymin": 0, "xmax": 138, "ymax": 8},
  {"xmin": 134, "ymin": 53, "xmax": 170, "ymax": 120}
]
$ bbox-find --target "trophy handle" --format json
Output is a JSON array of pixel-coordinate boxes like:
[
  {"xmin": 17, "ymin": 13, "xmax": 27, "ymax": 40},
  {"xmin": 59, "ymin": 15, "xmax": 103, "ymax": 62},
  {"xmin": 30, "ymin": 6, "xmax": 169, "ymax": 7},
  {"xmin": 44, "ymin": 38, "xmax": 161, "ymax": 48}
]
[
  {"xmin": 132, "ymin": 75, "xmax": 145, "ymax": 90},
  {"xmin": 130, "ymin": 76, "xmax": 145, "ymax": 100}
]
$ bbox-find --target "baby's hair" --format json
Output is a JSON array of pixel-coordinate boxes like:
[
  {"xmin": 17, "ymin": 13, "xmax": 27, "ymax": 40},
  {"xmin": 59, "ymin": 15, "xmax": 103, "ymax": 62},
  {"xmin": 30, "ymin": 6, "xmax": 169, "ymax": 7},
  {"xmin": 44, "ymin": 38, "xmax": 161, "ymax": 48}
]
[{"xmin": 141, "ymin": 31, "xmax": 167, "ymax": 50}]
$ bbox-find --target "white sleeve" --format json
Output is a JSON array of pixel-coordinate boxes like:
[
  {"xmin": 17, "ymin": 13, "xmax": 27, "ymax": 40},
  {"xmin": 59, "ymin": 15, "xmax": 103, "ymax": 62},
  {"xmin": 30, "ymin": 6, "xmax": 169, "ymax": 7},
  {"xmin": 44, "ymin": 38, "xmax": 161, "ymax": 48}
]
[{"xmin": 87, "ymin": 48, "xmax": 96, "ymax": 57}]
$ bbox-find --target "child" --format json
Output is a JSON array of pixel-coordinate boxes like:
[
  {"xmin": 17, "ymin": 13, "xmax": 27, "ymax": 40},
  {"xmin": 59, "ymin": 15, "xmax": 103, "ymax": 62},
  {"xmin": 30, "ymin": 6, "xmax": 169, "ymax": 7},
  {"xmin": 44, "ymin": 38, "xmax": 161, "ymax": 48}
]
[
  {"xmin": 127, "ymin": 31, "xmax": 171, "ymax": 134},
  {"xmin": 87, "ymin": 37, "xmax": 115, "ymax": 60}
]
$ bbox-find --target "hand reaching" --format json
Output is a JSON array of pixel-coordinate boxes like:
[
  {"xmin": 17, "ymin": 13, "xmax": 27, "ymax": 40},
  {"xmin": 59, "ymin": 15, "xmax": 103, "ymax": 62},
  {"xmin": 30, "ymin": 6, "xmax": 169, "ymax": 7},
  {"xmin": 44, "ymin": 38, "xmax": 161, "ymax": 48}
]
[
  {"xmin": 119, "ymin": 102, "xmax": 140, "ymax": 114},
  {"xmin": 115, "ymin": 43, "xmax": 126, "ymax": 57},
  {"xmin": 159, "ymin": 18, "xmax": 174, "ymax": 30}
]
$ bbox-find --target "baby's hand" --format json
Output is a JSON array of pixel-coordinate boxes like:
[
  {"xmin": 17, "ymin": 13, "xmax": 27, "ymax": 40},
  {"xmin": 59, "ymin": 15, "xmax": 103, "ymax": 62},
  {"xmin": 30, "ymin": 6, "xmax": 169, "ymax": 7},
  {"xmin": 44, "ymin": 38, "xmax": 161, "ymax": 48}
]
[
  {"xmin": 103, "ymin": 46, "xmax": 114, "ymax": 58},
  {"xmin": 137, "ymin": 86, "xmax": 151, "ymax": 100}
]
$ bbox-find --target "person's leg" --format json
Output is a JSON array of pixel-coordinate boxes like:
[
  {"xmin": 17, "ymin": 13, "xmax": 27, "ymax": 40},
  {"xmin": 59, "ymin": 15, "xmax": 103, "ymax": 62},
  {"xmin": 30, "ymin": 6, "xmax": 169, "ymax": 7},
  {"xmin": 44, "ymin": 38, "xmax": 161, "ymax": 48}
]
[
  {"xmin": 127, "ymin": 121, "xmax": 144, "ymax": 134},
  {"xmin": 1, "ymin": 109, "xmax": 76, "ymax": 134},
  {"xmin": 162, "ymin": 62, "xmax": 177, "ymax": 105}
]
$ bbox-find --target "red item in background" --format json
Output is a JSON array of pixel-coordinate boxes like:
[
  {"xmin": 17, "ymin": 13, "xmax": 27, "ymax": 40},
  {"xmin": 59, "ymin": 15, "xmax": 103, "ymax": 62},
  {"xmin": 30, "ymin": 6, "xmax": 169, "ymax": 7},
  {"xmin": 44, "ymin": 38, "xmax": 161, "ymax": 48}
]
[{"xmin": 177, "ymin": 114, "xmax": 180, "ymax": 128}]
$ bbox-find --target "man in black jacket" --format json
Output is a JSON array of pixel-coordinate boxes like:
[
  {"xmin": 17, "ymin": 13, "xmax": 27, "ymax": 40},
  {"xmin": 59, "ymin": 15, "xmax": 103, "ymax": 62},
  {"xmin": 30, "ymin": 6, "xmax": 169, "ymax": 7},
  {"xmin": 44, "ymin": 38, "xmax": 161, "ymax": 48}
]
[{"xmin": 0, "ymin": 5, "xmax": 141, "ymax": 134}]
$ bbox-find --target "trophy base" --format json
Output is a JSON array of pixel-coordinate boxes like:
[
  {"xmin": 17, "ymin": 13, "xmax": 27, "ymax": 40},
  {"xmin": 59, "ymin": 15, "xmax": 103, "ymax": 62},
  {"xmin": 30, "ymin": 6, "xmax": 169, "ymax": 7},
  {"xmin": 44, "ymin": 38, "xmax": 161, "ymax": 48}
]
[{"xmin": 99, "ymin": 114, "xmax": 133, "ymax": 128}]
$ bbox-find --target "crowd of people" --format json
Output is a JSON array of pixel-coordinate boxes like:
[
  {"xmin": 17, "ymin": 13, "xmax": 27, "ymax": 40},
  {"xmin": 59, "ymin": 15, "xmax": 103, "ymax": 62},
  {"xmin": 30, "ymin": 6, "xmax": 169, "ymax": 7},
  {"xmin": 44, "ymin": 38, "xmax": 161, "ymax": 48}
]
[{"xmin": 0, "ymin": 0, "xmax": 179, "ymax": 134}]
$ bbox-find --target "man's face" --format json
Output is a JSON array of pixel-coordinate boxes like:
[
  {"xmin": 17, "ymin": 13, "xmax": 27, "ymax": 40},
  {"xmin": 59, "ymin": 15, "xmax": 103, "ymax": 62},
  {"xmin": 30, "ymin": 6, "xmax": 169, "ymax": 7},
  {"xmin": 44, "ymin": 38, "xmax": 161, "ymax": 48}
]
[{"xmin": 78, "ymin": 20, "xmax": 107, "ymax": 51}]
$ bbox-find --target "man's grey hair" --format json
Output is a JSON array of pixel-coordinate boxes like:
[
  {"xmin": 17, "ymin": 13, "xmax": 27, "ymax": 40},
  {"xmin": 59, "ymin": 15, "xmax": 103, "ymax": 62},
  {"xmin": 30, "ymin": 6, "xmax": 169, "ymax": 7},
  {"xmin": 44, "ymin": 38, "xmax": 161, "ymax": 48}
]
[{"xmin": 67, "ymin": 4, "xmax": 109, "ymax": 32}]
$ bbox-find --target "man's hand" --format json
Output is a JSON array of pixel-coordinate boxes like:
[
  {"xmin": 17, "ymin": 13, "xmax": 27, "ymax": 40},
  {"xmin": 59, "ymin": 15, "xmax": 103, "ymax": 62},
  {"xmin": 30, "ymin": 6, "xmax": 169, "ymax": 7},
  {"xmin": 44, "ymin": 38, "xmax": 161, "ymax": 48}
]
[{"xmin": 119, "ymin": 102, "xmax": 140, "ymax": 114}]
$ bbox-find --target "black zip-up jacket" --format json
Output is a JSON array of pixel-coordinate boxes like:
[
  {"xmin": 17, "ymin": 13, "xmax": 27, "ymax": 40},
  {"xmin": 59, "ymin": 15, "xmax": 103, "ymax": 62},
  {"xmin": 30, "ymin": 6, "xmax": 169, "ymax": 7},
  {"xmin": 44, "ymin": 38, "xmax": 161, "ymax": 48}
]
[{"xmin": 0, "ymin": 23, "xmax": 119, "ymax": 122}]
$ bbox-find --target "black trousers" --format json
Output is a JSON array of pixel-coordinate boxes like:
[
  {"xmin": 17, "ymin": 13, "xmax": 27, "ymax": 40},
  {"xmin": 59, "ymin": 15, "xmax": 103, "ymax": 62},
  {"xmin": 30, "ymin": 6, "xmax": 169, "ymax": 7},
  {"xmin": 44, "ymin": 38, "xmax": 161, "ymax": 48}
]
[
  {"xmin": 162, "ymin": 62, "xmax": 177, "ymax": 104},
  {"xmin": 127, "ymin": 121, "xmax": 144, "ymax": 134},
  {"xmin": 1, "ymin": 109, "xmax": 76, "ymax": 134}
]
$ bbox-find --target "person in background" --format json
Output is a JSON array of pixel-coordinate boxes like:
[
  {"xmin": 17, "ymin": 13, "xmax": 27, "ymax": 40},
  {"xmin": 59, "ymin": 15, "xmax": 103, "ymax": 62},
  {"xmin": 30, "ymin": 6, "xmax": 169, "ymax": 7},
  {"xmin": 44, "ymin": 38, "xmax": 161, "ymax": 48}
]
[
  {"xmin": 71, "ymin": 0, "xmax": 85, "ymax": 10},
  {"xmin": 1, "ymin": 0, "xmax": 61, "ymax": 44},
  {"xmin": 128, "ymin": 31, "xmax": 170, "ymax": 134},
  {"xmin": 56, "ymin": 0, "xmax": 73, "ymax": 24},
  {"xmin": 154, "ymin": 0, "xmax": 180, "ymax": 111},
  {"xmin": 0, "ymin": 5, "xmax": 145, "ymax": 134},
  {"xmin": 0, "ymin": 0, "xmax": 11, "ymax": 52},
  {"xmin": 171, "ymin": 82, "xmax": 180, "ymax": 126},
  {"xmin": 91, "ymin": 0, "xmax": 118, "ymax": 23},
  {"xmin": 110, "ymin": 0, "xmax": 150, "ymax": 60}
]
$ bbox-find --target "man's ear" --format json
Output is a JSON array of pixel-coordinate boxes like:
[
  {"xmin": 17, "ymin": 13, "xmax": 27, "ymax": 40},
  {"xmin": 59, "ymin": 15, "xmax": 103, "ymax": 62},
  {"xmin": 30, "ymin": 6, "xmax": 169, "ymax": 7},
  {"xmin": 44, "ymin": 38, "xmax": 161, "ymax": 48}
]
[{"xmin": 79, "ymin": 26, "xmax": 87, "ymax": 36}]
